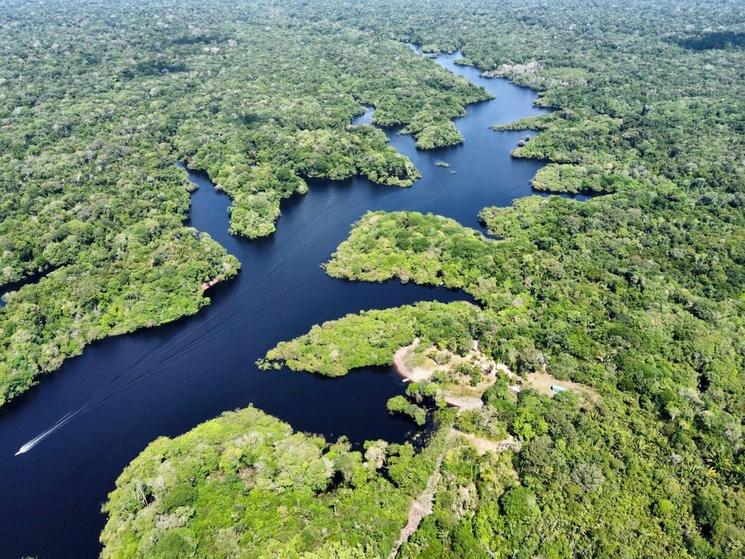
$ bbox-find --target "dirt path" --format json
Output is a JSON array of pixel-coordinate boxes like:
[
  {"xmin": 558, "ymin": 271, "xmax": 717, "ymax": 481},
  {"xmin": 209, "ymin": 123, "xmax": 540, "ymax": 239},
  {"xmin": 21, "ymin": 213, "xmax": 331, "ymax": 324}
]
[
  {"xmin": 387, "ymin": 431, "xmax": 453, "ymax": 559},
  {"xmin": 386, "ymin": 427, "xmax": 521, "ymax": 558},
  {"xmin": 444, "ymin": 395, "xmax": 483, "ymax": 409}
]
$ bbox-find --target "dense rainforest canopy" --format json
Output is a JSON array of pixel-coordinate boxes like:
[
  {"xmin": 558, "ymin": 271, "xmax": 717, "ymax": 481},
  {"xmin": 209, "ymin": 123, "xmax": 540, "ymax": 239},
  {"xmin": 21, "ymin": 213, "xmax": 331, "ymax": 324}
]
[
  {"xmin": 1, "ymin": 0, "xmax": 743, "ymax": 557},
  {"xmin": 259, "ymin": 0, "xmax": 745, "ymax": 555},
  {"xmin": 261, "ymin": 0, "xmax": 744, "ymax": 556},
  {"xmin": 100, "ymin": 405, "xmax": 454, "ymax": 558},
  {"xmin": 0, "ymin": 0, "xmax": 486, "ymax": 404}
]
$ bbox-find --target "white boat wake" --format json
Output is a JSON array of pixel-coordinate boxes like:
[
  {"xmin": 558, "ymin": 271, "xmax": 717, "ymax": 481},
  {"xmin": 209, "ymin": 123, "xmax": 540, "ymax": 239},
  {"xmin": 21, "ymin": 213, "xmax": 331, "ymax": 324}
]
[
  {"xmin": 12, "ymin": 259, "xmax": 319, "ymax": 457},
  {"xmin": 15, "ymin": 412, "xmax": 76, "ymax": 455}
]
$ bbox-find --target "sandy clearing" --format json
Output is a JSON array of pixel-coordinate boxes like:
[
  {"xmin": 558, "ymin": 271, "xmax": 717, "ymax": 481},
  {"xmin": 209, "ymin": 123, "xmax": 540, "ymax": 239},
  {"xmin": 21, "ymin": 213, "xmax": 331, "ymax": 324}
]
[
  {"xmin": 393, "ymin": 337, "xmax": 436, "ymax": 382},
  {"xmin": 393, "ymin": 339, "xmax": 517, "ymax": 409},
  {"xmin": 524, "ymin": 371, "xmax": 599, "ymax": 401},
  {"xmin": 453, "ymin": 429, "xmax": 521, "ymax": 455},
  {"xmin": 444, "ymin": 395, "xmax": 483, "ymax": 410}
]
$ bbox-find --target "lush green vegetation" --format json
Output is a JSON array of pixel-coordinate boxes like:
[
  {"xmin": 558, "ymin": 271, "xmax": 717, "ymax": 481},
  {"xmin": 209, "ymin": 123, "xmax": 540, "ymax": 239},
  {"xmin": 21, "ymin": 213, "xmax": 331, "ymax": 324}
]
[
  {"xmin": 261, "ymin": 301, "xmax": 480, "ymax": 376},
  {"xmin": 0, "ymin": 0, "xmax": 487, "ymax": 404},
  {"xmin": 404, "ymin": 119, "xmax": 464, "ymax": 150},
  {"xmin": 264, "ymin": 191, "xmax": 743, "ymax": 557},
  {"xmin": 327, "ymin": 203, "xmax": 743, "ymax": 469},
  {"xmin": 401, "ymin": 387, "xmax": 745, "ymax": 559},
  {"xmin": 387, "ymin": 395, "xmax": 427, "ymax": 426},
  {"xmin": 529, "ymin": 162, "xmax": 631, "ymax": 194},
  {"xmin": 0, "ymin": 220, "xmax": 239, "ymax": 405},
  {"xmin": 301, "ymin": 0, "xmax": 745, "ymax": 198},
  {"xmin": 10, "ymin": 0, "xmax": 741, "ymax": 556},
  {"xmin": 262, "ymin": 0, "xmax": 745, "ymax": 556},
  {"xmin": 274, "ymin": 197, "xmax": 745, "ymax": 555},
  {"xmin": 672, "ymin": 32, "xmax": 745, "ymax": 51},
  {"xmin": 100, "ymin": 405, "xmax": 453, "ymax": 558}
]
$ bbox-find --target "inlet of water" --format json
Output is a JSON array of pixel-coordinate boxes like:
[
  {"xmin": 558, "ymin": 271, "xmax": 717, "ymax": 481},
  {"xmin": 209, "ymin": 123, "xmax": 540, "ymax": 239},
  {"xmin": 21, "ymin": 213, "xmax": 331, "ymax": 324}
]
[{"xmin": 0, "ymin": 50, "xmax": 550, "ymax": 558}]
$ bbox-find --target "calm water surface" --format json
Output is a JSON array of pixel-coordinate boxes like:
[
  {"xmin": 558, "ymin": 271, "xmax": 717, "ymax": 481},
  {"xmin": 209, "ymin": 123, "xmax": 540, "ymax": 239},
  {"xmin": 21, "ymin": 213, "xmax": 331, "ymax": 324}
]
[{"xmin": 0, "ymin": 51, "xmax": 549, "ymax": 558}]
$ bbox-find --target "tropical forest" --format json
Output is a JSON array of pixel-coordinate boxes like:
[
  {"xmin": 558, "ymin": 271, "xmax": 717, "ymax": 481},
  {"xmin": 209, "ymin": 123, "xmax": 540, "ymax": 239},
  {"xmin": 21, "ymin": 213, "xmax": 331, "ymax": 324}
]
[{"xmin": 0, "ymin": 0, "xmax": 743, "ymax": 558}]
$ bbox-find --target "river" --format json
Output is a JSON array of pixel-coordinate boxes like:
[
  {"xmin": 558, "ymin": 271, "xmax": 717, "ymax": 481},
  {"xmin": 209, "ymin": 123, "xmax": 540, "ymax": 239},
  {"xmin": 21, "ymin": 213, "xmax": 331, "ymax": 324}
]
[{"xmin": 0, "ymin": 51, "xmax": 550, "ymax": 558}]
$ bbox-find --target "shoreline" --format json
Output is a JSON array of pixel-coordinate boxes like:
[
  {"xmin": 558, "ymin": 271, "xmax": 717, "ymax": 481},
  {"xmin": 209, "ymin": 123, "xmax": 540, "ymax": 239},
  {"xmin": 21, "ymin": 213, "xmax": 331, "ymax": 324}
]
[
  {"xmin": 200, "ymin": 276, "xmax": 222, "ymax": 292},
  {"xmin": 392, "ymin": 337, "xmax": 435, "ymax": 383}
]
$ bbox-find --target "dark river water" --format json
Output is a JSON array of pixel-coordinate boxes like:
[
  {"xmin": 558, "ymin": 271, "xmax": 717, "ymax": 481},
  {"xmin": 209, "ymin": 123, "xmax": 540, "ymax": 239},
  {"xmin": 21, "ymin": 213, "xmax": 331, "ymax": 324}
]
[{"xmin": 0, "ymin": 51, "xmax": 550, "ymax": 558}]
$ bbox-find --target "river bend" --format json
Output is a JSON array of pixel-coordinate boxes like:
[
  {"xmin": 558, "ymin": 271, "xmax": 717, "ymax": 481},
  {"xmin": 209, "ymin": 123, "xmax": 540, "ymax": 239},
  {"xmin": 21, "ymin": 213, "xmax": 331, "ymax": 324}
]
[{"xmin": 0, "ymin": 51, "xmax": 549, "ymax": 558}]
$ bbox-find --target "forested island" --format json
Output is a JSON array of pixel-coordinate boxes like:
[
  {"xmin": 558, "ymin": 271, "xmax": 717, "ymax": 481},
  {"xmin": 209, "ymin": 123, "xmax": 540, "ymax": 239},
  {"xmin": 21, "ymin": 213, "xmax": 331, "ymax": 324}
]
[
  {"xmin": 1, "ymin": 0, "xmax": 743, "ymax": 557},
  {"xmin": 0, "ymin": 0, "xmax": 487, "ymax": 405}
]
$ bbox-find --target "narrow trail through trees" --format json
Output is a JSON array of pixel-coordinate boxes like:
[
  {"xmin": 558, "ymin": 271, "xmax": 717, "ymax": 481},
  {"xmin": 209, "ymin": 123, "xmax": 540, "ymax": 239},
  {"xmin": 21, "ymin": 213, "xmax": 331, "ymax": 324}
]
[{"xmin": 387, "ymin": 430, "xmax": 453, "ymax": 559}]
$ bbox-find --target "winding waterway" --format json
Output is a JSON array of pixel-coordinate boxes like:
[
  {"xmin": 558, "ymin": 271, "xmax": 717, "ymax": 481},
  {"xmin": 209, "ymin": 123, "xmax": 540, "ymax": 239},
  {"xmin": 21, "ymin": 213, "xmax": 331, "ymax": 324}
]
[{"xmin": 0, "ymin": 51, "xmax": 550, "ymax": 557}]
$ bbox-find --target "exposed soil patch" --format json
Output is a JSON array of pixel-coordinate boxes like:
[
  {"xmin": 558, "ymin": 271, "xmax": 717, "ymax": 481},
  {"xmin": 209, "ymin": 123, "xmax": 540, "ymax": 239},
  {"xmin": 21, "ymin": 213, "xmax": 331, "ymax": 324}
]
[
  {"xmin": 512, "ymin": 370, "xmax": 599, "ymax": 402},
  {"xmin": 444, "ymin": 395, "xmax": 483, "ymax": 410},
  {"xmin": 200, "ymin": 276, "xmax": 222, "ymax": 292},
  {"xmin": 393, "ymin": 338, "xmax": 434, "ymax": 382},
  {"xmin": 453, "ymin": 429, "xmax": 521, "ymax": 455},
  {"xmin": 394, "ymin": 340, "xmax": 508, "ymax": 410}
]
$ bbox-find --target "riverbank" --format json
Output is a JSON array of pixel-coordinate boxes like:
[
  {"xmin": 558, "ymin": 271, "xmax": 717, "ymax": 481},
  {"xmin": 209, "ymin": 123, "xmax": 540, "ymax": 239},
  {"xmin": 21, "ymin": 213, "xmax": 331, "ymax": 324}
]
[
  {"xmin": 392, "ymin": 338, "xmax": 430, "ymax": 382},
  {"xmin": 0, "ymin": 45, "xmax": 550, "ymax": 558},
  {"xmin": 392, "ymin": 337, "xmax": 505, "ymax": 410}
]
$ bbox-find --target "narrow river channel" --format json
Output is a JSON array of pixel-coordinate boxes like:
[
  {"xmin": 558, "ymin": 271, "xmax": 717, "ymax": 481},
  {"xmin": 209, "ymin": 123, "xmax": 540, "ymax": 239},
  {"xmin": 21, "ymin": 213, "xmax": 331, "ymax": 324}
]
[{"xmin": 0, "ymin": 51, "xmax": 550, "ymax": 558}]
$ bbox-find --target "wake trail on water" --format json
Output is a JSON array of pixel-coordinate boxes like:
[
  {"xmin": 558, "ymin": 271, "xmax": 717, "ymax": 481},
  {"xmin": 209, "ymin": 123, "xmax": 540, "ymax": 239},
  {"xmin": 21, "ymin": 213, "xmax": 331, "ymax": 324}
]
[
  {"xmin": 14, "ymin": 412, "xmax": 76, "ymax": 455},
  {"xmin": 14, "ymin": 147, "xmax": 465, "ymax": 457},
  {"xmin": 81, "ymin": 266, "xmax": 323, "ymax": 406},
  {"xmin": 14, "ymin": 263, "xmax": 321, "ymax": 456},
  {"xmin": 16, "ymin": 145, "xmax": 455, "ymax": 457}
]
